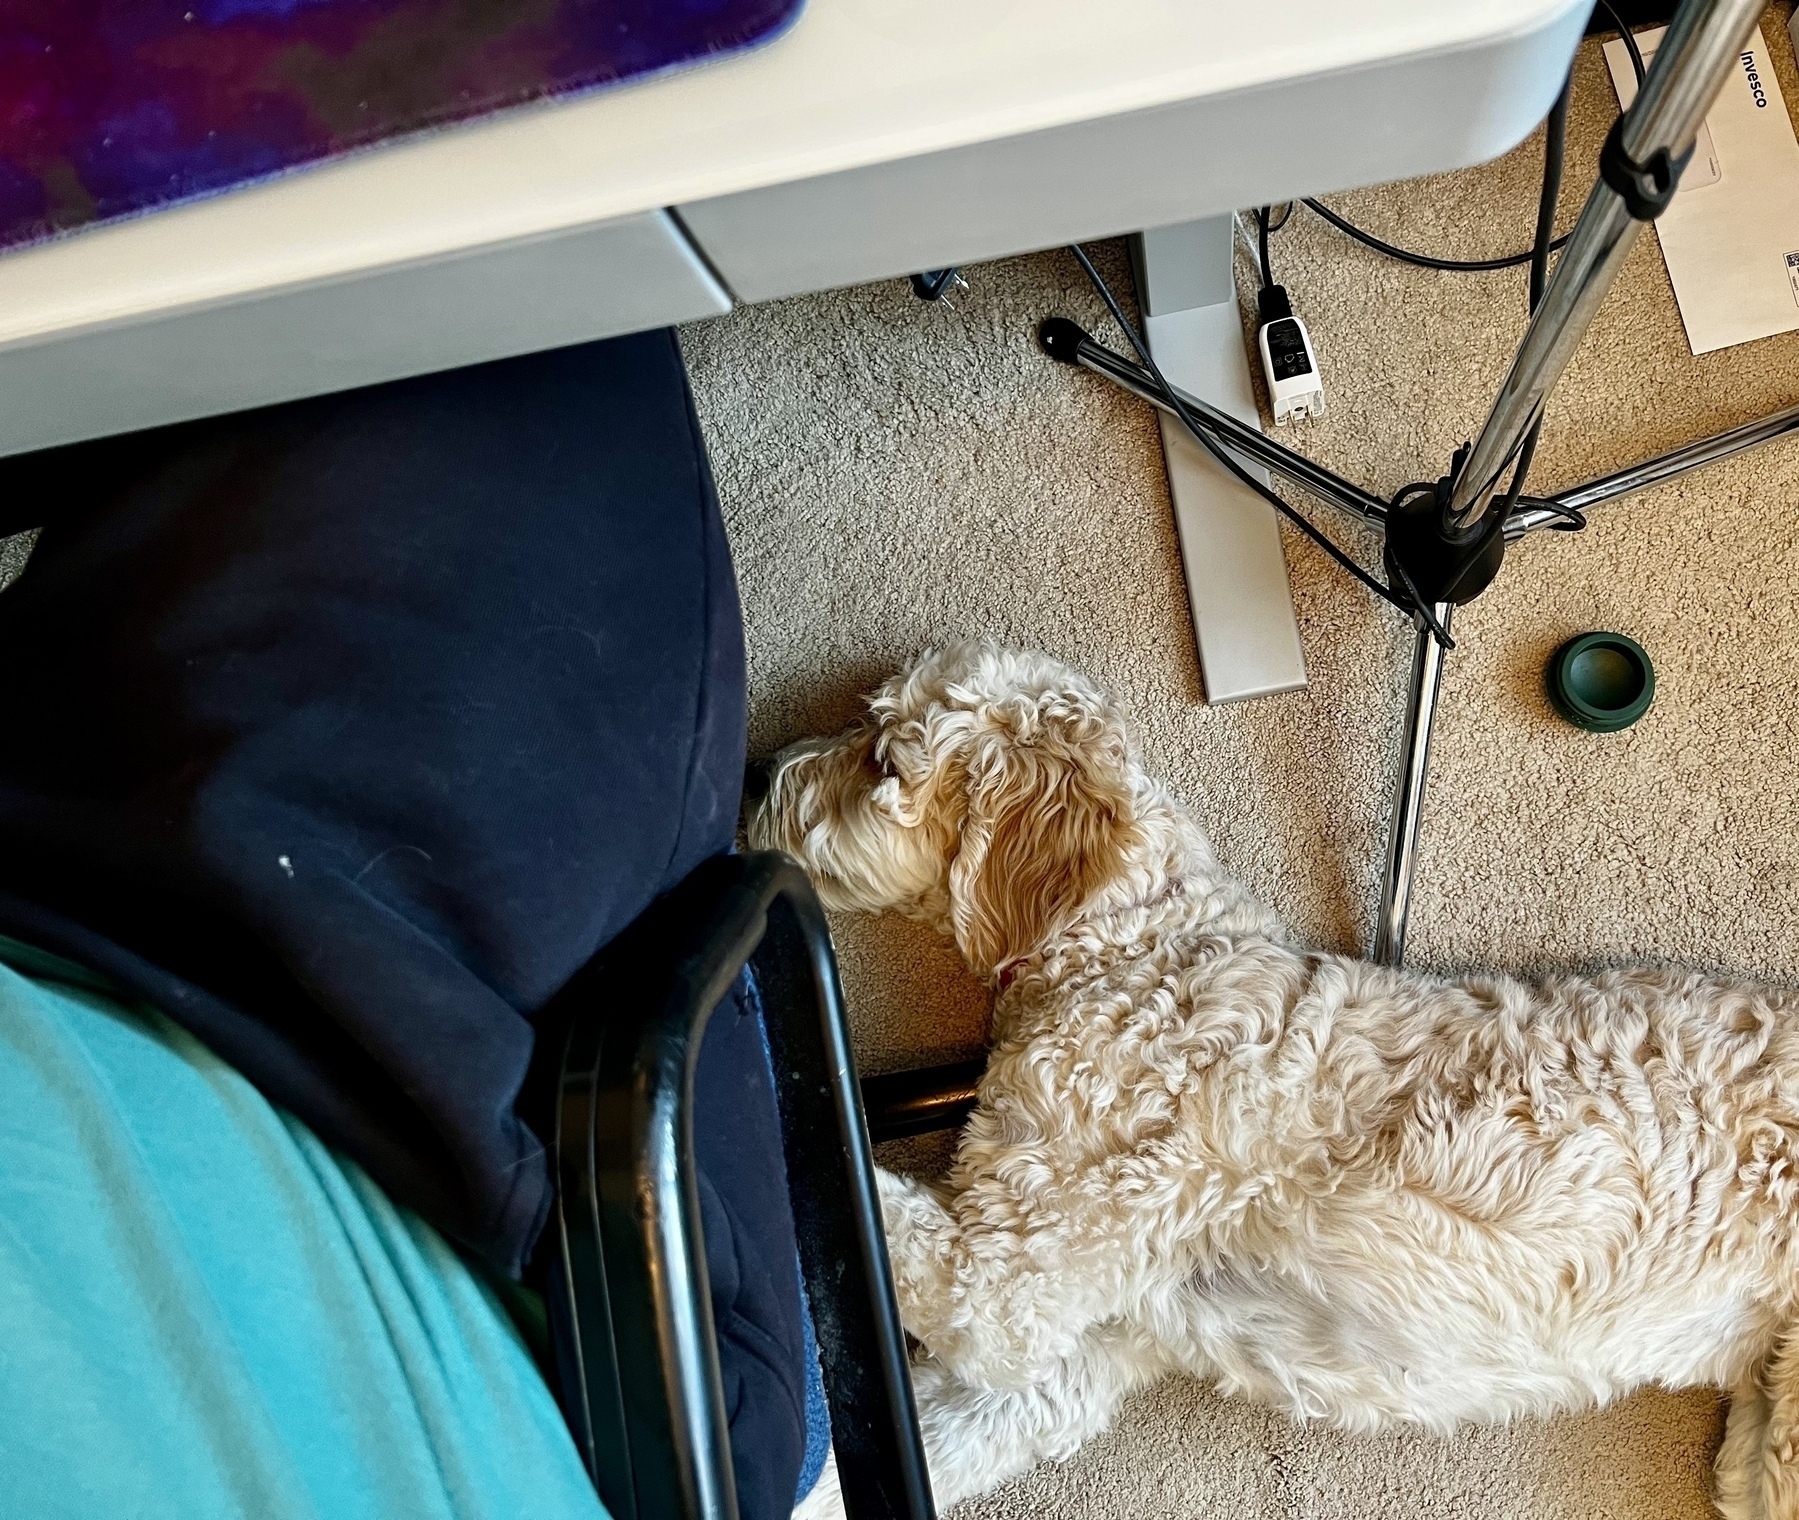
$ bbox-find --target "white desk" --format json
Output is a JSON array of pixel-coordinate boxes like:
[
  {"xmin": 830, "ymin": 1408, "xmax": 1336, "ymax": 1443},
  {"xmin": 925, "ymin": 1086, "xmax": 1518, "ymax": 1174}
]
[{"xmin": 0, "ymin": 0, "xmax": 1589, "ymax": 459}]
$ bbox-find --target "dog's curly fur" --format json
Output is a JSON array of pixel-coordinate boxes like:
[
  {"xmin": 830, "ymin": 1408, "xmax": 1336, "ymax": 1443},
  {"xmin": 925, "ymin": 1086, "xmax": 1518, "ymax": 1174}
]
[{"xmin": 752, "ymin": 644, "xmax": 1799, "ymax": 1520}]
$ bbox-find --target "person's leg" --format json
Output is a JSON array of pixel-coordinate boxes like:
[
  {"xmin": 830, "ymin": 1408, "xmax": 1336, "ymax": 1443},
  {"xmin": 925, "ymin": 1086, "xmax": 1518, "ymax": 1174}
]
[
  {"xmin": 0, "ymin": 331, "xmax": 805, "ymax": 1513},
  {"xmin": 0, "ymin": 961, "xmax": 607, "ymax": 1520}
]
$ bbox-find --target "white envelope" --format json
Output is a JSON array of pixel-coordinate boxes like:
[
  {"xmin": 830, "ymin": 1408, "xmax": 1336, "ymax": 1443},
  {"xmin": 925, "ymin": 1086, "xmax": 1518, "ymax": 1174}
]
[{"xmin": 1605, "ymin": 24, "xmax": 1799, "ymax": 355}]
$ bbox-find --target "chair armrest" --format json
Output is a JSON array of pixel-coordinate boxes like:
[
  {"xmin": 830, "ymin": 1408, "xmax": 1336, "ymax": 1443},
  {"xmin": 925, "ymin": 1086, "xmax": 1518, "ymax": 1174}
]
[{"xmin": 546, "ymin": 851, "xmax": 935, "ymax": 1520}]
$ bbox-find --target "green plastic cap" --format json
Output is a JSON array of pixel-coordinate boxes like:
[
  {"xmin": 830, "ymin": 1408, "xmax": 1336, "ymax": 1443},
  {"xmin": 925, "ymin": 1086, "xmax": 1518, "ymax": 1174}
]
[{"xmin": 1546, "ymin": 631, "xmax": 1655, "ymax": 733}]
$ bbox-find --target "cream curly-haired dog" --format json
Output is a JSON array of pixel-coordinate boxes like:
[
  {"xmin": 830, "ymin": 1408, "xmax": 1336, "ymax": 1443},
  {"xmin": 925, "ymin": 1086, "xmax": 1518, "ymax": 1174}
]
[{"xmin": 751, "ymin": 643, "xmax": 1799, "ymax": 1520}]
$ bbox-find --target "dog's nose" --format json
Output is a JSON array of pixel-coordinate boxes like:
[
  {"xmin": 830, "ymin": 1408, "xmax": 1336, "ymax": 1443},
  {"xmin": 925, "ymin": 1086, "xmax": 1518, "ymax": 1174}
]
[{"xmin": 742, "ymin": 757, "xmax": 774, "ymax": 805}]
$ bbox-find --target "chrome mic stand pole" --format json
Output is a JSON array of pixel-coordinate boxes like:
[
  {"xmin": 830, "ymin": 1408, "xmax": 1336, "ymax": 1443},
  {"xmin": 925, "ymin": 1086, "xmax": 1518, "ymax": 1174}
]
[
  {"xmin": 1037, "ymin": 0, "xmax": 1778, "ymax": 969},
  {"xmin": 1370, "ymin": 0, "xmax": 1767, "ymax": 965}
]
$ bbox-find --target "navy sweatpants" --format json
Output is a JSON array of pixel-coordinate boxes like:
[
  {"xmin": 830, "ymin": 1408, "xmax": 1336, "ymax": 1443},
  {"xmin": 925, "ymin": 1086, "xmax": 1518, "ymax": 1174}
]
[{"xmin": 0, "ymin": 332, "xmax": 807, "ymax": 1519}]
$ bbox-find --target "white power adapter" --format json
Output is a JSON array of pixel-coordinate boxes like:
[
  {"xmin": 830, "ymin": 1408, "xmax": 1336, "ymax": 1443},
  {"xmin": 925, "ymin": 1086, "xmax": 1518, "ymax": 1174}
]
[{"xmin": 1255, "ymin": 285, "xmax": 1324, "ymax": 425}]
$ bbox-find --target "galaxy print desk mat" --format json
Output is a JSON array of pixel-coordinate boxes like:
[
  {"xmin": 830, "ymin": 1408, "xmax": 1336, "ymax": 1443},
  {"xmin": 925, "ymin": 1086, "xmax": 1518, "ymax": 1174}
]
[{"xmin": 0, "ymin": 0, "xmax": 804, "ymax": 252}]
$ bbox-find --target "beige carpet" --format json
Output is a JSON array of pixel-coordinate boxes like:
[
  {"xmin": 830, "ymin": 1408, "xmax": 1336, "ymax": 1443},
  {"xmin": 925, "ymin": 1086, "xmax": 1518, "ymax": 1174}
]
[{"xmin": 681, "ymin": 17, "xmax": 1799, "ymax": 1520}]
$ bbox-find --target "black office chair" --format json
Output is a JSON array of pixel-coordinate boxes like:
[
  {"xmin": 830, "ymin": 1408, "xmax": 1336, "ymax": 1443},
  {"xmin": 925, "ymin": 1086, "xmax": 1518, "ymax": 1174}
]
[{"xmin": 542, "ymin": 850, "xmax": 937, "ymax": 1520}]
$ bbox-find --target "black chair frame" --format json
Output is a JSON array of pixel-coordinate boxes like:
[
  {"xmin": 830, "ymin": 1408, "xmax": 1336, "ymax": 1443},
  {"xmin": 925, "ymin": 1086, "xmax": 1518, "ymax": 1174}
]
[{"xmin": 544, "ymin": 851, "xmax": 935, "ymax": 1520}]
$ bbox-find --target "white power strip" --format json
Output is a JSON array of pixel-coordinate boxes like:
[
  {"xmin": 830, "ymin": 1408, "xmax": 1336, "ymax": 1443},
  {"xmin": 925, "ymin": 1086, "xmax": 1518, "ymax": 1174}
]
[{"xmin": 1254, "ymin": 285, "xmax": 1325, "ymax": 425}]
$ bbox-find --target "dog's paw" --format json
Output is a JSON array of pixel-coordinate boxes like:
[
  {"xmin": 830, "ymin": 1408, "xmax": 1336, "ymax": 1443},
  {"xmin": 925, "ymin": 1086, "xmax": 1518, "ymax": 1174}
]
[
  {"xmin": 875, "ymin": 1168, "xmax": 963, "ymax": 1346},
  {"xmin": 877, "ymin": 1169, "xmax": 950, "ymax": 1282}
]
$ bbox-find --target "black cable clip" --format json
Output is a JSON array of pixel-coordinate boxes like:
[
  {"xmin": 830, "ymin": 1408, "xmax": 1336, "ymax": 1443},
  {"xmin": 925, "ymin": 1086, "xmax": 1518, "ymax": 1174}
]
[{"xmin": 1599, "ymin": 116, "xmax": 1693, "ymax": 222}]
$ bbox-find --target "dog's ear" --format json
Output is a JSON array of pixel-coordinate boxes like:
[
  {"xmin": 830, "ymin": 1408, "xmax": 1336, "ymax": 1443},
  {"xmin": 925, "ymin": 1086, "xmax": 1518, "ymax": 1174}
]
[{"xmin": 948, "ymin": 704, "xmax": 1141, "ymax": 977}]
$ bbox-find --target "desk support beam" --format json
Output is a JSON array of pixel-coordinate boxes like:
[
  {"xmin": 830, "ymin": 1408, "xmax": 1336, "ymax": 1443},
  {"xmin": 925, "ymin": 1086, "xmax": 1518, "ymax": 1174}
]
[{"xmin": 1130, "ymin": 221, "xmax": 1307, "ymax": 704}]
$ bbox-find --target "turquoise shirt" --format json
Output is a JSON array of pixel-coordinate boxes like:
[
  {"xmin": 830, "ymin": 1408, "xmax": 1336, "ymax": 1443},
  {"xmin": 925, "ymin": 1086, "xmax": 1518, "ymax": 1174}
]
[{"xmin": 0, "ymin": 941, "xmax": 606, "ymax": 1520}]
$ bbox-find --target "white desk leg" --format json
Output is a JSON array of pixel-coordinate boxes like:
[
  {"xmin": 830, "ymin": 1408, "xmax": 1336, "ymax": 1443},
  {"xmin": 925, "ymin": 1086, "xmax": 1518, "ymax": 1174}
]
[{"xmin": 1131, "ymin": 221, "xmax": 1306, "ymax": 703}]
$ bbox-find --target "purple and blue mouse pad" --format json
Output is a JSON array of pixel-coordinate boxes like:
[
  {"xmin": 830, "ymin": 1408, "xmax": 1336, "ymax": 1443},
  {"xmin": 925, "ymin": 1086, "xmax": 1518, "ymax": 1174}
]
[{"xmin": 0, "ymin": 0, "xmax": 804, "ymax": 252}]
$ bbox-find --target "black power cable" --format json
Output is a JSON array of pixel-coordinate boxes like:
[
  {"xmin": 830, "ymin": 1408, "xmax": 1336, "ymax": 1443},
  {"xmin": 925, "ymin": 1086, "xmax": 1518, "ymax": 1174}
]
[
  {"xmin": 1598, "ymin": 0, "xmax": 1648, "ymax": 85},
  {"xmin": 1298, "ymin": 13, "xmax": 1642, "ymax": 277},
  {"xmin": 1251, "ymin": 205, "xmax": 1297, "ymax": 293},
  {"xmin": 1300, "ymin": 197, "xmax": 1571, "ymax": 274}
]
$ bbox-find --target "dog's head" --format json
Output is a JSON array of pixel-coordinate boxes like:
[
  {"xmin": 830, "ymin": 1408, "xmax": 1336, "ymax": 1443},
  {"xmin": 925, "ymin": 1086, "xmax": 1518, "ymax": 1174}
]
[{"xmin": 749, "ymin": 644, "xmax": 1149, "ymax": 979}]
